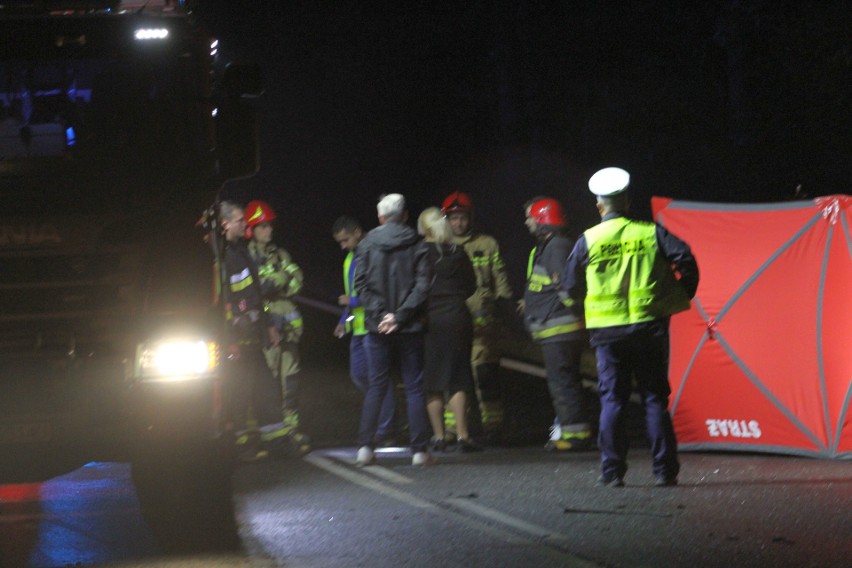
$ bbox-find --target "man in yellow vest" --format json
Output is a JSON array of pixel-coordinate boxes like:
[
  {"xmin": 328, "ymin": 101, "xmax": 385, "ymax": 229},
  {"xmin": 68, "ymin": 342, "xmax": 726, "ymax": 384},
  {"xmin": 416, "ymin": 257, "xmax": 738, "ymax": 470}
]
[
  {"xmin": 245, "ymin": 200, "xmax": 310, "ymax": 456},
  {"xmin": 562, "ymin": 168, "xmax": 699, "ymax": 487},
  {"xmin": 441, "ymin": 192, "xmax": 513, "ymax": 443},
  {"xmin": 521, "ymin": 197, "xmax": 594, "ymax": 452},
  {"xmin": 332, "ymin": 215, "xmax": 397, "ymax": 445}
]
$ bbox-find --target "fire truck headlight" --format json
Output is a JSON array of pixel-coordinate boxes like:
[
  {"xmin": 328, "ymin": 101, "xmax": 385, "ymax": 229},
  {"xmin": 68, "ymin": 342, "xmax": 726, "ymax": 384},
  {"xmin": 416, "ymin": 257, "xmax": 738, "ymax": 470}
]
[{"xmin": 135, "ymin": 339, "xmax": 219, "ymax": 382}]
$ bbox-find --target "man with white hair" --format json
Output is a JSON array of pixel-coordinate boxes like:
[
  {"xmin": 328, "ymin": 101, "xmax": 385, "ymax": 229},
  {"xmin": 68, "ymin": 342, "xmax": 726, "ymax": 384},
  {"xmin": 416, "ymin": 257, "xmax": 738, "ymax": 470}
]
[
  {"xmin": 562, "ymin": 168, "xmax": 699, "ymax": 488},
  {"xmin": 352, "ymin": 194, "xmax": 435, "ymax": 466}
]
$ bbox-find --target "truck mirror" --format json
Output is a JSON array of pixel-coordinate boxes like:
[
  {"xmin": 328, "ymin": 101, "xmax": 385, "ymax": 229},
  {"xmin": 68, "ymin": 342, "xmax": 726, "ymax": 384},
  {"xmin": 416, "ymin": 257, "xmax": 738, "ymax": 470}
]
[
  {"xmin": 216, "ymin": 63, "xmax": 264, "ymax": 180},
  {"xmin": 216, "ymin": 101, "xmax": 260, "ymax": 180}
]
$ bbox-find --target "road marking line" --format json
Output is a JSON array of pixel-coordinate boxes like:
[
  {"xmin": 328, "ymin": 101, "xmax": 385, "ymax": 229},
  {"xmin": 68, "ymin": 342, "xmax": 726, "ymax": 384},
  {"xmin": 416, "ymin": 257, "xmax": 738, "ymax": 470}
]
[
  {"xmin": 356, "ymin": 464, "xmax": 413, "ymax": 485},
  {"xmin": 445, "ymin": 497, "xmax": 572, "ymax": 547},
  {"xmin": 304, "ymin": 455, "xmax": 435, "ymax": 509},
  {"xmin": 304, "ymin": 455, "xmax": 601, "ymax": 567},
  {"xmin": 311, "ymin": 449, "xmax": 414, "ymax": 484}
]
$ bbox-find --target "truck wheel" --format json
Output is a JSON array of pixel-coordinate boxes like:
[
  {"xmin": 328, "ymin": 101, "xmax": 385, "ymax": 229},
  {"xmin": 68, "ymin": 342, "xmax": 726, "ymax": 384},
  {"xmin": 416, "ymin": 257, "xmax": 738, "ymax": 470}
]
[{"xmin": 131, "ymin": 439, "xmax": 238, "ymax": 554}]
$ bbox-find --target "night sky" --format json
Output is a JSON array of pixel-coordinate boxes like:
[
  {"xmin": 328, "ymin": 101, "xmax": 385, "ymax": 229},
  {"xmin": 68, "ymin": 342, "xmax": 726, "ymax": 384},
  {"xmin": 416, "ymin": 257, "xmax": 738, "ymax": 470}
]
[{"xmin": 199, "ymin": 1, "xmax": 851, "ymax": 300}]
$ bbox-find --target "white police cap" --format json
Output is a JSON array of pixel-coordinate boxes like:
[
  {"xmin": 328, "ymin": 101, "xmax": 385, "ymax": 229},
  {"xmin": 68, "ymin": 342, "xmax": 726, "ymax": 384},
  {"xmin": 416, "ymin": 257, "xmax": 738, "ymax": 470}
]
[{"xmin": 588, "ymin": 167, "xmax": 630, "ymax": 196}]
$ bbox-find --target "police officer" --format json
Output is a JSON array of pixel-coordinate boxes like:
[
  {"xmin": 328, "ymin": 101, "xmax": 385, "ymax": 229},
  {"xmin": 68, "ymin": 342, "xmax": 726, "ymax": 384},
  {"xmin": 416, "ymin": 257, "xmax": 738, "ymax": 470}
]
[
  {"xmin": 521, "ymin": 197, "xmax": 594, "ymax": 452},
  {"xmin": 245, "ymin": 200, "xmax": 310, "ymax": 456},
  {"xmin": 562, "ymin": 168, "xmax": 699, "ymax": 487},
  {"xmin": 441, "ymin": 192, "xmax": 513, "ymax": 442},
  {"xmin": 218, "ymin": 200, "xmax": 283, "ymax": 462}
]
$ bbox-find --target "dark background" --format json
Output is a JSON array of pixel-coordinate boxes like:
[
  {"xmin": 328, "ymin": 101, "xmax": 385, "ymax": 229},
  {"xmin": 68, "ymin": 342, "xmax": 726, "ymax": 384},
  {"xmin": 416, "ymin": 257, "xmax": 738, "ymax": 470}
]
[{"xmin": 198, "ymin": 0, "xmax": 851, "ymax": 300}]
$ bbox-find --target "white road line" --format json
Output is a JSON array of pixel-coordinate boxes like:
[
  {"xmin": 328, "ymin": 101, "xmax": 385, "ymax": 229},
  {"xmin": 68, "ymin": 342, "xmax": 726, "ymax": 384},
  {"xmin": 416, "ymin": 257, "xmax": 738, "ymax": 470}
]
[
  {"xmin": 304, "ymin": 455, "xmax": 437, "ymax": 510},
  {"xmin": 445, "ymin": 497, "xmax": 573, "ymax": 548},
  {"xmin": 356, "ymin": 464, "xmax": 413, "ymax": 485},
  {"xmin": 304, "ymin": 455, "xmax": 602, "ymax": 567}
]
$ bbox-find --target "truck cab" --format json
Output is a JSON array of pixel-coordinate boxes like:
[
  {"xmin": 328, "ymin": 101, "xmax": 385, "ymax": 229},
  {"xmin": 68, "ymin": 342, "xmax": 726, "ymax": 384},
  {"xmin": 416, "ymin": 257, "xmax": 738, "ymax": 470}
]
[{"xmin": 0, "ymin": 0, "xmax": 260, "ymax": 550}]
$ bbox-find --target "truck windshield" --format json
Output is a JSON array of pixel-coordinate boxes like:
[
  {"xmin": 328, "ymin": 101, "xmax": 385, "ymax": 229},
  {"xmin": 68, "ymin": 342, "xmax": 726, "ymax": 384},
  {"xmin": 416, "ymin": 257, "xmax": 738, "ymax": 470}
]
[{"xmin": 0, "ymin": 17, "xmax": 214, "ymax": 214}]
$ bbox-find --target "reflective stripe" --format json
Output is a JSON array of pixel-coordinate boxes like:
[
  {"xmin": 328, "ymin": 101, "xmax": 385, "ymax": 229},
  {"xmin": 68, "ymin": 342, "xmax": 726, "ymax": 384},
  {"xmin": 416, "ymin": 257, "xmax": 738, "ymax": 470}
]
[
  {"xmin": 527, "ymin": 258, "xmax": 552, "ymax": 293},
  {"xmin": 526, "ymin": 247, "xmax": 536, "ymax": 279},
  {"xmin": 530, "ymin": 320, "xmax": 584, "ymax": 340},
  {"xmin": 229, "ymin": 268, "xmax": 254, "ymax": 292}
]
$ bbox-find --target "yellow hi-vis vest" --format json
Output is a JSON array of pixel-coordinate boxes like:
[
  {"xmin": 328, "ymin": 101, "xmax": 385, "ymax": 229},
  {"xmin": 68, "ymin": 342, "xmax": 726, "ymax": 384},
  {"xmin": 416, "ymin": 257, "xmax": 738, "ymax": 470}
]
[
  {"xmin": 343, "ymin": 251, "xmax": 367, "ymax": 336},
  {"xmin": 583, "ymin": 217, "xmax": 691, "ymax": 328}
]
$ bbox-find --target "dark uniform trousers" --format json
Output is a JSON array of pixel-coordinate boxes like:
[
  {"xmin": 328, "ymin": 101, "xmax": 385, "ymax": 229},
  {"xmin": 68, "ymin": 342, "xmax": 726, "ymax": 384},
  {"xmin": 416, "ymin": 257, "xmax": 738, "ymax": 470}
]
[
  {"xmin": 540, "ymin": 339, "xmax": 588, "ymax": 428},
  {"xmin": 595, "ymin": 328, "xmax": 679, "ymax": 481},
  {"xmin": 230, "ymin": 341, "xmax": 282, "ymax": 433}
]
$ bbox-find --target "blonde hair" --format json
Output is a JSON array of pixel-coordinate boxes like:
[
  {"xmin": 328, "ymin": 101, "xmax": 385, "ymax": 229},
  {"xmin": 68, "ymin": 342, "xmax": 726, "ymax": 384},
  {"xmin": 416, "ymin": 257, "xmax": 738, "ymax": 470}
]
[{"xmin": 417, "ymin": 207, "xmax": 452, "ymax": 244}]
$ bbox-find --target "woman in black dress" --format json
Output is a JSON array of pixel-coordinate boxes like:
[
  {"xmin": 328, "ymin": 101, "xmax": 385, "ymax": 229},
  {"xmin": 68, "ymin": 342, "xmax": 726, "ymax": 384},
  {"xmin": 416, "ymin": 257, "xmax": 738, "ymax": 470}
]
[{"xmin": 417, "ymin": 207, "xmax": 481, "ymax": 452}]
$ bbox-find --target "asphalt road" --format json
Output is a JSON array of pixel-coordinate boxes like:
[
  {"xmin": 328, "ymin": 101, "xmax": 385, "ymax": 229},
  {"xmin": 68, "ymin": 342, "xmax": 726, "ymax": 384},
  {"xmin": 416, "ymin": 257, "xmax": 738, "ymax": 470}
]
[
  {"xmin": 2, "ymin": 444, "xmax": 849, "ymax": 567},
  {"xmin": 1, "ymin": 309, "xmax": 850, "ymax": 567}
]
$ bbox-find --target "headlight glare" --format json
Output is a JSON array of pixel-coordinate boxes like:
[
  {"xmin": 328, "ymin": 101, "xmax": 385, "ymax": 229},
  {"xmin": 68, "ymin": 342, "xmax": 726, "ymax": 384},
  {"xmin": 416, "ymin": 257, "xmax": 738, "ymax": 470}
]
[{"xmin": 136, "ymin": 339, "xmax": 219, "ymax": 381}]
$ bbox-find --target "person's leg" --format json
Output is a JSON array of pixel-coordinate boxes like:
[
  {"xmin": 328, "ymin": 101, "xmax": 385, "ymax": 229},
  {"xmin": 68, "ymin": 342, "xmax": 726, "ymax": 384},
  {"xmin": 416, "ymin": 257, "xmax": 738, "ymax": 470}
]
[
  {"xmin": 541, "ymin": 340, "xmax": 593, "ymax": 449},
  {"xmin": 397, "ymin": 333, "xmax": 430, "ymax": 453},
  {"xmin": 633, "ymin": 331, "xmax": 680, "ymax": 482},
  {"xmin": 278, "ymin": 342, "xmax": 301, "ymax": 432},
  {"xmin": 353, "ymin": 334, "xmax": 396, "ymax": 443},
  {"xmin": 349, "ymin": 334, "xmax": 369, "ymax": 394},
  {"xmin": 376, "ymin": 370, "xmax": 398, "ymax": 443},
  {"xmin": 447, "ymin": 390, "xmax": 470, "ymax": 441},
  {"xmin": 471, "ymin": 323, "xmax": 505, "ymax": 437},
  {"xmin": 357, "ymin": 333, "xmax": 390, "ymax": 449},
  {"xmin": 595, "ymin": 341, "xmax": 632, "ymax": 481},
  {"xmin": 426, "ymin": 392, "xmax": 445, "ymax": 441}
]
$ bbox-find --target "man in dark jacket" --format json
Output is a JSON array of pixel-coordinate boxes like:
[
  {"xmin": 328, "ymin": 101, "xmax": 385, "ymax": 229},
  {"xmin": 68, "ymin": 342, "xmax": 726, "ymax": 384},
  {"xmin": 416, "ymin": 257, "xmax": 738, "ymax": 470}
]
[{"xmin": 353, "ymin": 194, "xmax": 434, "ymax": 466}]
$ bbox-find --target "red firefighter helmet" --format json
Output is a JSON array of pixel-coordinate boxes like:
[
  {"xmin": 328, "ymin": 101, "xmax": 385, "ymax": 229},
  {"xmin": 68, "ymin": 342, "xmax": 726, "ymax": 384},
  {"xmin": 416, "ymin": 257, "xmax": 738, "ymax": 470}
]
[
  {"xmin": 245, "ymin": 200, "xmax": 277, "ymax": 228},
  {"xmin": 527, "ymin": 197, "xmax": 567, "ymax": 228},
  {"xmin": 441, "ymin": 191, "xmax": 473, "ymax": 215}
]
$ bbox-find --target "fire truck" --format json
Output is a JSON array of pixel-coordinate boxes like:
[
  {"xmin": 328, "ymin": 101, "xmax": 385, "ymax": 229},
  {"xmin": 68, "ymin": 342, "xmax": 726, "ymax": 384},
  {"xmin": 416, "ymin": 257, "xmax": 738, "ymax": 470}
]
[{"xmin": 0, "ymin": 0, "xmax": 260, "ymax": 550}]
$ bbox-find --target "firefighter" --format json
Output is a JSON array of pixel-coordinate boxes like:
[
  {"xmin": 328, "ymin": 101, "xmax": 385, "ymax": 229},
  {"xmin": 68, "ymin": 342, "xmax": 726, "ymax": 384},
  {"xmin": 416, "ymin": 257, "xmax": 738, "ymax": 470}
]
[
  {"xmin": 245, "ymin": 200, "xmax": 310, "ymax": 456},
  {"xmin": 218, "ymin": 200, "xmax": 284, "ymax": 462},
  {"xmin": 520, "ymin": 197, "xmax": 594, "ymax": 452},
  {"xmin": 441, "ymin": 192, "xmax": 514, "ymax": 443}
]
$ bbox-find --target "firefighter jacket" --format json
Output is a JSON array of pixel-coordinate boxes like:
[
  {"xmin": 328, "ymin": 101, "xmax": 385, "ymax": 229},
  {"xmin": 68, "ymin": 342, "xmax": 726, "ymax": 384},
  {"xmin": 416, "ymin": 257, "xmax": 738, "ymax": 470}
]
[
  {"xmin": 340, "ymin": 249, "xmax": 367, "ymax": 336},
  {"xmin": 453, "ymin": 232, "xmax": 513, "ymax": 328},
  {"xmin": 222, "ymin": 239, "xmax": 267, "ymax": 345},
  {"xmin": 248, "ymin": 240, "xmax": 304, "ymax": 343},
  {"xmin": 561, "ymin": 212, "xmax": 699, "ymax": 346},
  {"xmin": 353, "ymin": 221, "xmax": 431, "ymax": 334},
  {"xmin": 523, "ymin": 233, "xmax": 585, "ymax": 344}
]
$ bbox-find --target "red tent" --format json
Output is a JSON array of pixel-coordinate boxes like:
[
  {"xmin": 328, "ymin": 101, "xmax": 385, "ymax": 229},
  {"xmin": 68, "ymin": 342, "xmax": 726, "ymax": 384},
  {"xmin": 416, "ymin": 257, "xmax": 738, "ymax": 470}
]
[{"xmin": 652, "ymin": 195, "xmax": 852, "ymax": 459}]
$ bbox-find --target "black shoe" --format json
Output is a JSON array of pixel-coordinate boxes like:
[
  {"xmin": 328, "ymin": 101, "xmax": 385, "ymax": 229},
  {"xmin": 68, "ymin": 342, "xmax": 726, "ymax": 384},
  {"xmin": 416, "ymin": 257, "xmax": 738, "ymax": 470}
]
[
  {"xmin": 654, "ymin": 476, "xmax": 678, "ymax": 487},
  {"xmin": 430, "ymin": 437, "xmax": 447, "ymax": 453},
  {"xmin": 457, "ymin": 438, "xmax": 483, "ymax": 453},
  {"xmin": 595, "ymin": 475, "xmax": 625, "ymax": 488}
]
